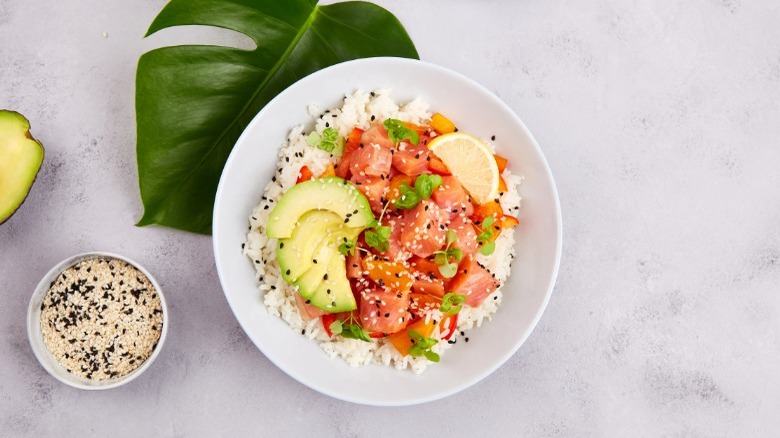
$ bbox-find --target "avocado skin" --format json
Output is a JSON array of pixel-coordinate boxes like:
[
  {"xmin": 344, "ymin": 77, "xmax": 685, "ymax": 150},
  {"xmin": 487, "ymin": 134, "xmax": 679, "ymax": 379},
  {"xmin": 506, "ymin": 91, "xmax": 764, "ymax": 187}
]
[{"xmin": 0, "ymin": 110, "xmax": 45, "ymax": 225}]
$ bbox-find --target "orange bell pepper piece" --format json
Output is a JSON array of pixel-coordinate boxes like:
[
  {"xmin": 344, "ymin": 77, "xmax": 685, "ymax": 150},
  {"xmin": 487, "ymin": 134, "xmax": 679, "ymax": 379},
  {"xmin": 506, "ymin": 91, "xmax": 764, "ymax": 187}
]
[
  {"xmin": 390, "ymin": 318, "xmax": 435, "ymax": 356},
  {"xmin": 430, "ymin": 113, "xmax": 456, "ymax": 134}
]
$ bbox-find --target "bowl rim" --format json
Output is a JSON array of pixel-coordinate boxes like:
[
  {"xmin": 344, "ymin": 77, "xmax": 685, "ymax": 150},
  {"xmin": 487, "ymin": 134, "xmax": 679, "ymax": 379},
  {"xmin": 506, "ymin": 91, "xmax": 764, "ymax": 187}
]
[
  {"xmin": 27, "ymin": 251, "xmax": 169, "ymax": 390},
  {"xmin": 212, "ymin": 57, "xmax": 562, "ymax": 405}
]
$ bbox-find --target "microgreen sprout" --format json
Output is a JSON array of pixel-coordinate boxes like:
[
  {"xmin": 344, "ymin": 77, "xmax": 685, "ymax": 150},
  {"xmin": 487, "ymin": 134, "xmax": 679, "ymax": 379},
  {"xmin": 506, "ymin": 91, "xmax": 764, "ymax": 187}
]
[
  {"xmin": 365, "ymin": 225, "xmax": 390, "ymax": 252},
  {"xmin": 383, "ymin": 118, "xmax": 419, "ymax": 145},
  {"xmin": 433, "ymin": 229, "xmax": 462, "ymax": 278},
  {"xmin": 440, "ymin": 293, "xmax": 467, "ymax": 316},
  {"xmin": 477, "ymin": 216, "xmax": 497, "ymax": 256},
  {"xmin": 329, "ymin": 318, "xmax": 371, "ymax": 342},
  {"xmin": 408, "ymin": 329, "xmax": 440, "ymax": 362},
  {"xmin": 393, "ymin": 174, "xmax": 443, "ymax": 210},
  {"xmin": 338, "ymin": 237, "xmax": 356, "ymax": 256},
  {"xmin": 306, "ymin": 127, "xmax": 345, "ymax": 155}
]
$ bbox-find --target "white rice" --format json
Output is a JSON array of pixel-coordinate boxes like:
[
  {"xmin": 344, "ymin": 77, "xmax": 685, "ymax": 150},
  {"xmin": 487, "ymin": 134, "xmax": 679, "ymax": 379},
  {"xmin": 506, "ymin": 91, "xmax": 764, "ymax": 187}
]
[{"xmin": 244, "ymin": 90, "xmax": 523, "ymax": 373}]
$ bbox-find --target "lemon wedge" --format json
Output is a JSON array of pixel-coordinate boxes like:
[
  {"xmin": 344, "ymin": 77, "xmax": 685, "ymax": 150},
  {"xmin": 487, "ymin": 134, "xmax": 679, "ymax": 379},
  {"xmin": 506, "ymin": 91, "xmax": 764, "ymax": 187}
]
[{"xmin": 427, "ymin": 132, "xmax": 499, "ymax": 204}]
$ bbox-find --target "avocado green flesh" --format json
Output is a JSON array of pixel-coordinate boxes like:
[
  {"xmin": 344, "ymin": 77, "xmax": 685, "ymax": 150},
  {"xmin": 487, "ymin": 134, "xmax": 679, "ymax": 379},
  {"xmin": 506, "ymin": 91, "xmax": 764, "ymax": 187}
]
[
  {"xmin": 277, "ymin": 210, "xmax": 343, "ymax": 283},
  {"xmin": 266, "ymin": 177, "xmax": 375, "ymax": 239},
  {"xmin": 308, "ymin": 249, "xmax": 355, "ymax": 312},
  {"xmin": 0, "ymin": 110, "xmax": 44, "ymax": 224},
  {"xmin": 290, "ymin": 226, "xmax": 360, "ymax": 311}
]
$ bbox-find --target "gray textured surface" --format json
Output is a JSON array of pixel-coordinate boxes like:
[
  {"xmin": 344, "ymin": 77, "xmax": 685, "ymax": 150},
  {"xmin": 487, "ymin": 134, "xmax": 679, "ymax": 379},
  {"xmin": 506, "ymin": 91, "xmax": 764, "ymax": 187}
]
[{"xmin": 1, "ymin": 0, "xmax": 779, "ymax": 436}]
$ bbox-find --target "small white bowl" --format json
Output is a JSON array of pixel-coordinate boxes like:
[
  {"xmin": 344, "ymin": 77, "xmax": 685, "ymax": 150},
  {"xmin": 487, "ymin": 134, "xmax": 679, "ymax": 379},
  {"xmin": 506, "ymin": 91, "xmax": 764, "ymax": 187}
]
[{"xmin": 27, "ymin": 252, "xmax": 169, "ymax": 390}]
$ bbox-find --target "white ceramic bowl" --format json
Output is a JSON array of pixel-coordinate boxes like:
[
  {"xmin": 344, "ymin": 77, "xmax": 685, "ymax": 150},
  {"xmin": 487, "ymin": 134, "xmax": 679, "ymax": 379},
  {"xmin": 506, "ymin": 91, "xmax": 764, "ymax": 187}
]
[
  {"xmin": 27, "ymin": 252, "xmax": 169, "ymax": 390},
  {"xmin": 213, "ymin": 57, "xmax": 561, "ymax": 406}
]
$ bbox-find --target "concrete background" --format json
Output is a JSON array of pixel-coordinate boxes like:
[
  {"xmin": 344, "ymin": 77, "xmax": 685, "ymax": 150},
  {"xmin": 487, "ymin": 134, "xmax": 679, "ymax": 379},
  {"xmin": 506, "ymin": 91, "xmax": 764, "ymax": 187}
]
[{"xmin": 2, "ymin": 0, "xmax": 779, "ymax": 436}]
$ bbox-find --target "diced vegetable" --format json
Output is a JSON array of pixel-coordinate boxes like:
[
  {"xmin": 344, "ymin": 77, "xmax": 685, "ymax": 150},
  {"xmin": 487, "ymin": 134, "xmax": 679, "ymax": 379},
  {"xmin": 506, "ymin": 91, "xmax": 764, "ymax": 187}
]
[
  {"xmin": 321, "ymin": 313, "xmax": 338, "ymax": 337},
  {"xmin": 320, "ymin": 164, "xmax": 336, "ymax": 178},
  {"xmin": 501, "ymin": 215, "xmax": 519, "ymax": 229},
  {"xmin": 430, "ymin": 113, "xmax": 456, "ymax": 134},
  {"xmin": 494, "ymin": 154, "xmax": 508, "ymax": 173},
  {"xmin": 427, "ymin": 156, "xmax": 451, "ymax": 175},
  {"xmin": 389, "ymin": 318, "xmax": 435, "ymax": 356},
  {"xmin": 472, "ymin": 200, "xmax": 503, "ymax": 225},
  {"xmin": 387, "ymin": 174, "xmax": 415, "ymax": 203},
  {"xmin": 440, "ymin": 313, "xmax": 458, "ymax": 340},
  {"xmin": 296, "ymin": 165, "xmax": 314, "ymax": 183},
  {"xmin": 362, "ymin": 257, "xmax": 414, "ymax": 292}
]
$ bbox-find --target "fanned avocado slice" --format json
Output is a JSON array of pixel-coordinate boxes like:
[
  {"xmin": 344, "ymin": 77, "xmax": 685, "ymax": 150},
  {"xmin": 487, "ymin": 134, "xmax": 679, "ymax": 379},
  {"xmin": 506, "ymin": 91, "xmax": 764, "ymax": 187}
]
[
  {"xmin": 0, "ymin": 110, "xmax": 44, "ymax": 224},
  {"xmin": 277, "ymin": 210, "xmax": 343, "ymax": 283},
  {"xmin": 266, "ymin": 177, "xmax": 375, "ymax": 239},
  {"xmin": 291, "ymin": 225, "xmax": 360, "ymax": 311}
]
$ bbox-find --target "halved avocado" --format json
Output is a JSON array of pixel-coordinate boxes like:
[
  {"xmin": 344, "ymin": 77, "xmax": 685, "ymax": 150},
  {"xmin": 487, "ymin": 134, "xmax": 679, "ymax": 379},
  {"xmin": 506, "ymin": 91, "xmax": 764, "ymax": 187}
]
[{"xmin": 0, "ymin": 110, "xmax": 44, "ymax": 224}]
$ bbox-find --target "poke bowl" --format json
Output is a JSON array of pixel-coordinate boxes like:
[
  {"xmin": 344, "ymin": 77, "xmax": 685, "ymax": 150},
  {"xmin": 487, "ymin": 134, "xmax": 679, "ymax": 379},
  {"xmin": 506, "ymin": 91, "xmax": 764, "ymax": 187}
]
[{"xmin": 213, "ymin": 57, "xmax": 561, "ymax": 406}]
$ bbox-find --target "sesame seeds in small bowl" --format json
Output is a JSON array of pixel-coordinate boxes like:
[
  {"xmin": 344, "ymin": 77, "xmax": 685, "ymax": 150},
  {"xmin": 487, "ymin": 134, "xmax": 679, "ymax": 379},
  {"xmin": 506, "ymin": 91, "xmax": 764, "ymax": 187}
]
[{"xmin": 27, "ymin": 252, "xmax": 168, "ymax": 390}]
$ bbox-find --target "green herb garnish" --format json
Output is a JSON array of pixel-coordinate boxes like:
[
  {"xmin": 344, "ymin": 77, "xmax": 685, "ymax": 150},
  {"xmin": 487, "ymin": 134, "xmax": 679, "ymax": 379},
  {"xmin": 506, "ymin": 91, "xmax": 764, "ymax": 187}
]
[
  {"xmin": 338, "ymin": 238, "xmax": 356, "ymax": 256},
  {"xmin": 414, "ymin": 173, "xmax": 443, "ymax": 199},
  {"xmin": 383, "ymin": 118, "xmax": 419, "ymax": 145},
  {"xmin": 433, "ymin": 230, "xmax": 462, "ymax": 278},
  {"xmin": 329, "ymin": 319, "xmax": 371, "ymax": 342},
  {"xmin": 394, "ymin": 183, "xmax": 420, "ymax": 209},
  {"xmin": 306, "ymin": 127, "xmax": 344, "ymax": 155},
  {"xmin": 365, "ymin": 225, "xmax": 391, "ymax": 252},
  {"xmin": 393, "ymin": 174, "xmax": 443, "ymax": 210},
  {"xmin": 408, "ymin": 329, "xmax": 440, "ymax": 362},
  {"xmin": 440, "ymin": 293, "xmax": 467, "ymax": 316},
  {"xmin": 477, "ymin": 216, "xmax": 497, "ymax": 256}
]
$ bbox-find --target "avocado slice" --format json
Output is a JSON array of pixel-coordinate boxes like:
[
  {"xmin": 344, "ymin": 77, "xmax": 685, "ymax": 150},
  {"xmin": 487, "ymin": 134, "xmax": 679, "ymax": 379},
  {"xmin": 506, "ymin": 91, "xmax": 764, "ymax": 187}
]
[
  {"xmin": 278, "ymin": 210, "xmax": 343, "ymax": 283},
  {"xmin": 0, "ymin": 110, "xmax": 44, "ymax": 224},
  {"xmin": 266, "ymin": 177, "xmax": 375, "ymax": 239},
  {"xmin": 307, "ymin": 246, "xmax": 355, "ymax": 312},
  {"xmin": 291, "ymin": 225, "xmax": 360, "ymax": 311}
]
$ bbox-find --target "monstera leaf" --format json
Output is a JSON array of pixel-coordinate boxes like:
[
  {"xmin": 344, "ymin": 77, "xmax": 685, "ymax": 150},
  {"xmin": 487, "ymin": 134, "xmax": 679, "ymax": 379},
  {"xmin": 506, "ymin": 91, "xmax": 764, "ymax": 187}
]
[{"xmin": 136, "ymin": 0, "xmax": 418, "ymax": 234}]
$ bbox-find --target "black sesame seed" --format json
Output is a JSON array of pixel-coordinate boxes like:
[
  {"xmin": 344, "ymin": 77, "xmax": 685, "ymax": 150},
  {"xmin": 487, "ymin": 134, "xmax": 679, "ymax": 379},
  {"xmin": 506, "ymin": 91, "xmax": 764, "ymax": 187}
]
[{"xmin": 491, "ymin": 135, "xmax": 496, "ymax": 141}]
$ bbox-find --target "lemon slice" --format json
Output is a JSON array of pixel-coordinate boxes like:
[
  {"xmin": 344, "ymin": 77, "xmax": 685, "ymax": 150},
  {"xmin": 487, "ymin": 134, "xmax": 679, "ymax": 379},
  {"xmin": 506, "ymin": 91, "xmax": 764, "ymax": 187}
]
[{"xmin": 427, "ymin": 132, "xmax": 499, "ymax": 204}]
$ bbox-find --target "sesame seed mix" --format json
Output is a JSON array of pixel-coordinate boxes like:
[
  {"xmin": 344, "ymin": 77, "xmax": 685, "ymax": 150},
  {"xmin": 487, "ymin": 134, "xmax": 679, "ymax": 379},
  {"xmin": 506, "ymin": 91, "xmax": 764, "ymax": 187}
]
[{"xmin": 40, "ymin": 258, "xmax": 163, "ymax": 381}]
